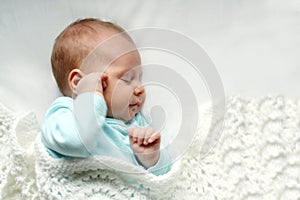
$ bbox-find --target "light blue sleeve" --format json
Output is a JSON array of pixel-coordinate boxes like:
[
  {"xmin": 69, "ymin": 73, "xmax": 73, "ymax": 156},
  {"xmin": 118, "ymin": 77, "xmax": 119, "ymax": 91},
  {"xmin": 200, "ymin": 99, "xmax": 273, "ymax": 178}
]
[
  {"xmin": 133, "ymin": 113, "xmax": 172, "ymax": 175},
  {"xmin": 41, "ymin": 93, "xmax": 107, "ymax": 158}
]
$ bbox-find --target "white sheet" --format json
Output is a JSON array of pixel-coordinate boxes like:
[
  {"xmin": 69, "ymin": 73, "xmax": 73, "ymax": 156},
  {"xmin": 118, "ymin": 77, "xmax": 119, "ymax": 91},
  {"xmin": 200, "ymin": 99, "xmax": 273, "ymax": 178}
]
[{"xmin": 0, "ymin": 0, "xmax": 299, "ymax": 124}]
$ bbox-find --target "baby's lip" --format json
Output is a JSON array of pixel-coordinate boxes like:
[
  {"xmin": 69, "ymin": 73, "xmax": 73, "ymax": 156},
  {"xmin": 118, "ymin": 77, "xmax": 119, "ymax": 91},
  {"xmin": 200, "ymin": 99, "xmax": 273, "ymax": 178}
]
[{"xmin": 129, "ymin": 101, "xmax": 141, "ymax": 107}]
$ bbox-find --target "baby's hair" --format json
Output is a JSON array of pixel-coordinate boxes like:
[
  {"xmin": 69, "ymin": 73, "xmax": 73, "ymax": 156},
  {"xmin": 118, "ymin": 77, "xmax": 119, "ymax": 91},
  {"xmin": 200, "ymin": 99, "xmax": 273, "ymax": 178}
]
[{"xmin": 51, "ymin": 18, "xmax": 126, "ymax": 96}]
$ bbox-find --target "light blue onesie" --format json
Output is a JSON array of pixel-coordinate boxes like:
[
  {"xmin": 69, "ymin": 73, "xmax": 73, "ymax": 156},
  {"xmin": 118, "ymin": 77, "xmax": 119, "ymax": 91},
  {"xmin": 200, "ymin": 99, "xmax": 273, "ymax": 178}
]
[{"xmin": 41, "ymin": 93, "xmax": 171, "ymax": 175}]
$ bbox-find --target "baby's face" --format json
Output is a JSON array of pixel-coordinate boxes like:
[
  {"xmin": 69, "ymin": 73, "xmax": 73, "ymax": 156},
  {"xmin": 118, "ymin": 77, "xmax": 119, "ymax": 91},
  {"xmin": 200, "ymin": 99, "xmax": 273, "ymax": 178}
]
[{"xmin": 103, "ymin": 50, "xmax": 146, "ymax": 123}]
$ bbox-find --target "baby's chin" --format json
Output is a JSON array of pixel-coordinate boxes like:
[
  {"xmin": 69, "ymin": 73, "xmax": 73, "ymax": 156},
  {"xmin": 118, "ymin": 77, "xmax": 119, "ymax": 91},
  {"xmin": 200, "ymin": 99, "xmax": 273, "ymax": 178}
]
[
  {"xmin": 111, "ymin": 105, "xmax": 142, "ymax": 123},
  {"xmin": 126, "ymin": 107, "xmax": 141, "ymax": 121}
]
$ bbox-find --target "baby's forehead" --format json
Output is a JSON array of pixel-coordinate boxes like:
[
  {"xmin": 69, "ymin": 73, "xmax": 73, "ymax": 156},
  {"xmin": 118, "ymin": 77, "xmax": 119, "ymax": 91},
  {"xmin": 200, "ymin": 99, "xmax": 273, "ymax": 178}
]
[
  {"xmin": 106, "ymin": 52, "xmax": 142, "ymax": 74},
  {"xmin": 80, "ymin": 30, "xmax": 138, "ymax": 71}
]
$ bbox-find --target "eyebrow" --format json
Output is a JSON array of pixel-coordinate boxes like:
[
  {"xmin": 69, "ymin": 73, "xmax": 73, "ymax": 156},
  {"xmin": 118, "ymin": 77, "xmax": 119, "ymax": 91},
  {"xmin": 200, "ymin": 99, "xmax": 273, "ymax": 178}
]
[{"xmin": 122, "ymin": 66, "xmax": 142, "ymax": 75}]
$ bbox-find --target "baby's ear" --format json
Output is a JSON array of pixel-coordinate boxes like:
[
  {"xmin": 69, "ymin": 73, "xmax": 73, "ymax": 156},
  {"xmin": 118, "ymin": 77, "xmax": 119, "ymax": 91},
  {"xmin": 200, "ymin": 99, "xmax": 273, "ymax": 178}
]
[
  {"xmin": 102, "ymin": 72, "xmax": 109, "ymax": 91},
  {"xmin": 68, "ymin": 69, "xmax": 84, "ymax": 96}
]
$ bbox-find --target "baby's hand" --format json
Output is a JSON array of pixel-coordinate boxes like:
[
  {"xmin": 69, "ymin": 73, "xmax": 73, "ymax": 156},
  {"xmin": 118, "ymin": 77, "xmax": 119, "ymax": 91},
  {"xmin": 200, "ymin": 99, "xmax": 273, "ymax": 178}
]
[
  {"xmin": 128, "ymin": 127, "xmax": 161, "ymax": 169},
  {"xmin": 76, "ymin": 72, "xmax": 108, "ymax": 97}
]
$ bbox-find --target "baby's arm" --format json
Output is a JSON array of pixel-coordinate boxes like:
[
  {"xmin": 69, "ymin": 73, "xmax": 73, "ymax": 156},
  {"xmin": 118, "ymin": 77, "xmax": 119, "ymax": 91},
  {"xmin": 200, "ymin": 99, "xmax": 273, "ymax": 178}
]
[
  {"xmin": 42, "ymin": 94, "xmax": 107, "ymax": 157},
  {"xmin": 128, "ymin": 127, "xmax": 161, "ymax": 168},
  {"xmin": 128, "ymin": 126, "xmax": 172, "ymax": 175},
  {"xmin": 42, "ymin": 73, "xmax": 109, "ymax": 157}
]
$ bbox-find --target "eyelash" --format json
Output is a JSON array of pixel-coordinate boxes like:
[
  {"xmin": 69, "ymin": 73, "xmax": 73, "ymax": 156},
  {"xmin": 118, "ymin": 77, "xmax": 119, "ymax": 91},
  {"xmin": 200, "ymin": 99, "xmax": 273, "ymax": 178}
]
[
  {"xmin": 121, "ymin": 74, "xmax": 142, "ymax": 83},
  {"xmin": 121, "ymin": 77, "xmax": 132, "ymax": 83}
]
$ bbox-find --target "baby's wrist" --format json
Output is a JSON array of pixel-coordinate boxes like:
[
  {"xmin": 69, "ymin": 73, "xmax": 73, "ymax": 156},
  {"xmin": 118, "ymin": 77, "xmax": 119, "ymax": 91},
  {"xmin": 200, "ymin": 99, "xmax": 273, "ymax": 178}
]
[{"xmin": 135, "ymin": 152, "xmax": 160, "ymax": 169}]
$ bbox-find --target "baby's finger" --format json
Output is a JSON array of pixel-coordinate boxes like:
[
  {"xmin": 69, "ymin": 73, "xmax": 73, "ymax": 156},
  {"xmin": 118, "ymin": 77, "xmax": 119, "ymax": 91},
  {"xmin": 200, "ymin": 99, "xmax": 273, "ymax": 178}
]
[
  {"xmin": 144, "ymin": 128, "xmax": 154, "ymax": 145},
  {"xmin": 137, "ymin": 127, "xmax": 146, "ymax": 145},
  {"xmin": 128, "ymin": 128, "xmax": 134, "ymax": 137},
  {"xmin": 128, "ymin": 128, "xmax": 137, "ymax": 143},
  {"xmin": 132, "ymin": 127, "xmax": 141, "ymax": 143},
  {"xmin": 128, "ymin": 135, "xmax": 134, "ymax": 146},
  {"xmin": 148, "ymin": 131, "xmax": 161, "ymax": 143},
  {"xmin": 137, "ymin": 135, "xmax": 144, "ymax": 145}
]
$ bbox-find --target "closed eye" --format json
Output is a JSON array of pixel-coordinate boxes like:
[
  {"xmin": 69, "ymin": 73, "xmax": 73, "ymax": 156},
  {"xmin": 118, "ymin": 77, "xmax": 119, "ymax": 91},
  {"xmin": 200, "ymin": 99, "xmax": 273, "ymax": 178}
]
[
  {"xmin": 121, "ymin": 78, "xmax": 131, "ymax": 83},
  {"xmin": 121, "ymin": 75, "xmax": 132, "ymax": 83},
  {"xmin": 121, "ymin": 70, "xmax": 142, "ymax": 83}
]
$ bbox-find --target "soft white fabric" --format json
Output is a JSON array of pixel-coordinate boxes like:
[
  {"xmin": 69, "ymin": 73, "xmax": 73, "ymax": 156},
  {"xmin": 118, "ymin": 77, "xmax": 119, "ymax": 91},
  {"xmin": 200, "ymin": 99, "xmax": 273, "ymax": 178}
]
[{"xmin": 1, "ymin": 96, "xmax": 300, "ymax": 199}]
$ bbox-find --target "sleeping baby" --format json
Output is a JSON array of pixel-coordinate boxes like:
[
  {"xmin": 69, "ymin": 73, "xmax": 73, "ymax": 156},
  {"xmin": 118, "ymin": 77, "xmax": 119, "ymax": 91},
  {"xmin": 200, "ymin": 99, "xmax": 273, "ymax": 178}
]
[{"xmin": 41, "ymin": 18, "xmax": 171, "ymax": 175}]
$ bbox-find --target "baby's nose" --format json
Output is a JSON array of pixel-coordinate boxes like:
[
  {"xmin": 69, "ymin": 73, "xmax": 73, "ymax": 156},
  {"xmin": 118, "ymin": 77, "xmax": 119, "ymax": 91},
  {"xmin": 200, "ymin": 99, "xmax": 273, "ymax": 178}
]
[{"xmin": 134, "ymin": 85, "xmax": 145, "ymax": 96}]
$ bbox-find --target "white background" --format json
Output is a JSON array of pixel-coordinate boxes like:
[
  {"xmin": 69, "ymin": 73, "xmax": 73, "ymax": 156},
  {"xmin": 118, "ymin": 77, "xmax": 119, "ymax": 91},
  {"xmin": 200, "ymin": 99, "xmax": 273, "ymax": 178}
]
[{"xmin": 0, "ymin": 0, "xmax": 299, "ymax": 123}]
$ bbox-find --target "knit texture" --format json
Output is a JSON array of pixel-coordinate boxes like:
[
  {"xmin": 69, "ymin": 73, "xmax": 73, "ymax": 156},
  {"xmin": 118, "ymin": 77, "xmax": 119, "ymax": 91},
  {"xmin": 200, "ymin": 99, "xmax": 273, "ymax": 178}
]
[{"xmin": 1, "ymin": 96, "xmax": 300, "ymax": 199}]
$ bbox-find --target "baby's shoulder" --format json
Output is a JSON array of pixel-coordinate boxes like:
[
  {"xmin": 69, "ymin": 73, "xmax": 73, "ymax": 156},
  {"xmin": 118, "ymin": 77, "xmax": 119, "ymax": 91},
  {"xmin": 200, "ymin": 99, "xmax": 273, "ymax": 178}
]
[
  {"xmin": 45, "ymin": 96, "xmax": 74, "ymax": 117},
  {"xmin": 50, "ymin": 96, "xmax": 73, "ymax": 108}
]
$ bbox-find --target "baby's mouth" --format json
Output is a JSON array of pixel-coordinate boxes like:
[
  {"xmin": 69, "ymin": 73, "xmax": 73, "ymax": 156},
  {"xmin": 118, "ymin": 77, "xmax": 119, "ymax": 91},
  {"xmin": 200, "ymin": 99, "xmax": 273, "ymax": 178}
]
[
  {"xmin": 129, "ymin": 100, "xmax": 142, "ymax": 111},
  {"xmin": 129, "ymin": 102, "xmax": 140, "ymax": 107}
]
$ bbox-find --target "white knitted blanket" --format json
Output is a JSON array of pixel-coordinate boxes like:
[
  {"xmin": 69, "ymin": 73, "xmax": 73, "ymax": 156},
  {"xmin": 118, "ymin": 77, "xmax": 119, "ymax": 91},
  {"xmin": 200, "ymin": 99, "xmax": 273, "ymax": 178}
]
[{"xmin": 1, "ymin": 96, "xmax": 300, "ymax": 199}]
